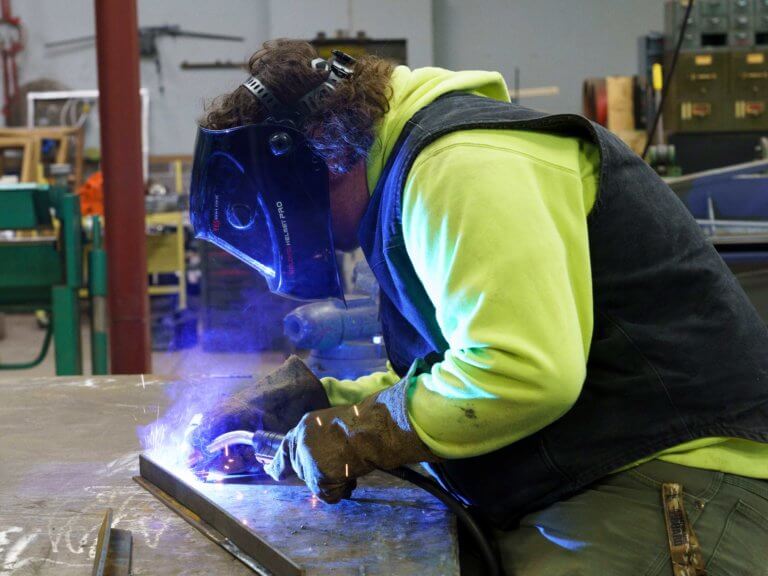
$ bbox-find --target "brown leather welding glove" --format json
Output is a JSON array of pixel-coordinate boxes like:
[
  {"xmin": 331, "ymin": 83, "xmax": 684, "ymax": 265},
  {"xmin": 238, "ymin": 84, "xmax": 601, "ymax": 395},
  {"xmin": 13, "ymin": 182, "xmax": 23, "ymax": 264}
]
[
  {"xmin": 187, "ymin": 356, "xmax": 330, "ymax": 469},
  {"xmin": 264, "ymin": 377, "xmax": 441, "ymax": 503}
]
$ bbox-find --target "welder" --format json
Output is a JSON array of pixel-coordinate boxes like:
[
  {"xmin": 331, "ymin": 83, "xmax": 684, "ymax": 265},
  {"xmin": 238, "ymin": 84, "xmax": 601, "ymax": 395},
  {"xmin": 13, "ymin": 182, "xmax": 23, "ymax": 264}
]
[{"xmin": 188, "ymin": 39, "xmax": 768, "ymax": 575}]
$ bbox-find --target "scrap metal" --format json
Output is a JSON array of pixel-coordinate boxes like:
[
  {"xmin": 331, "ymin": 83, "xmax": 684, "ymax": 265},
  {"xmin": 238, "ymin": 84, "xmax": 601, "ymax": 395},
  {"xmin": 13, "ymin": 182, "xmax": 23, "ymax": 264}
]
[{"xmin": 91, "ymin": 508, "xmax": 133, "ymax": 576}]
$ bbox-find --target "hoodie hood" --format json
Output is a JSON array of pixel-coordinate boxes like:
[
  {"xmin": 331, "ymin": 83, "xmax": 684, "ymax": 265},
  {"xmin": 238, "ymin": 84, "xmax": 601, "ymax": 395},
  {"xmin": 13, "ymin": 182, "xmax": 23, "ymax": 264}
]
[{"xmin": 365, "ymin": 65, "xmax": 510, "ymax": 193}]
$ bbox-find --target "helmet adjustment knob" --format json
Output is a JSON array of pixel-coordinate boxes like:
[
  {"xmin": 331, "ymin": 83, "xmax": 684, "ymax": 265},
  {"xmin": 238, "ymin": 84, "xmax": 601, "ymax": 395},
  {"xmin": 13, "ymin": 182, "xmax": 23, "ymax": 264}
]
[
  {"xmin": 226, "ymin": 202, "xmax": 255, "ymax": 230},
  {"xmin": 269, "ymin": 132, "xmax": 293, "ymax": 156}
]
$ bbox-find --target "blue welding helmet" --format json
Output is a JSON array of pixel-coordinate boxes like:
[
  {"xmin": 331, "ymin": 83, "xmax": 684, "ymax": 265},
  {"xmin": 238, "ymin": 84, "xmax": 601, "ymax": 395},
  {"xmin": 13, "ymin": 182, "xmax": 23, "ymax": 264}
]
[
  {"xmin": 190, "ymin": 123, "xmax": 343, "ymax": 301},
  {"xmin": 190, "ymin": 51, "xmax": 356, "ymax": 301}
]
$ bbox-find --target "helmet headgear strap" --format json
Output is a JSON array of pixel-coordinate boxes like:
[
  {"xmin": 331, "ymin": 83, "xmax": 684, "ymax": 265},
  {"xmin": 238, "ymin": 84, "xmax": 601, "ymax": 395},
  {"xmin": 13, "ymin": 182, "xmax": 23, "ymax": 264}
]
[{"xmin": 240, "ymin": 49, "xmax": 356, "ymax": 124}]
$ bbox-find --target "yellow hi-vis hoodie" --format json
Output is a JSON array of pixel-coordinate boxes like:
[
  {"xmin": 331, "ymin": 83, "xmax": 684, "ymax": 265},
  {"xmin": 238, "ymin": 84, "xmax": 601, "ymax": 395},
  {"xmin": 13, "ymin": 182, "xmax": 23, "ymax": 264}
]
[{"xmin": 322, "ymin": 66, "xmax": 768, "ymax": 479}]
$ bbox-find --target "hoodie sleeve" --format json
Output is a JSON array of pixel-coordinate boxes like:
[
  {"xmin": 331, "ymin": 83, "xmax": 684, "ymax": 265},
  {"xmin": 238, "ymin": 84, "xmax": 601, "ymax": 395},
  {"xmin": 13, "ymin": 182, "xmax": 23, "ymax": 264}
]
[
  {"xmin": 399, "ymin": 131, "xmax": 597, "ymax": 459},
  {"xmin": 320, "ymin": 364, "xmax": 401, "ymax": 406}
]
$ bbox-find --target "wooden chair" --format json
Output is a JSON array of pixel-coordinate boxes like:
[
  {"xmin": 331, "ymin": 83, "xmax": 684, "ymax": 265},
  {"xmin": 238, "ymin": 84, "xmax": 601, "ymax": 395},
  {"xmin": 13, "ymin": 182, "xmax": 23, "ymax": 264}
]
[
  {"xmin": 0, "ymin": 127, "xmax": 85, "ymax": 188},
  {"xmin": 0, "ymin": 137, "xmax": 35, "ymax": 182}
]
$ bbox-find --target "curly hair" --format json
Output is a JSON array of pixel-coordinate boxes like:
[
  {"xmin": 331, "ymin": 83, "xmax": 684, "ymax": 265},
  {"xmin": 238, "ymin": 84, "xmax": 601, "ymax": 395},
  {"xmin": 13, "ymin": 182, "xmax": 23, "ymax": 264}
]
[{"xmin": 201, "ymin": 39, "xmax": 394, "ymax": 174}]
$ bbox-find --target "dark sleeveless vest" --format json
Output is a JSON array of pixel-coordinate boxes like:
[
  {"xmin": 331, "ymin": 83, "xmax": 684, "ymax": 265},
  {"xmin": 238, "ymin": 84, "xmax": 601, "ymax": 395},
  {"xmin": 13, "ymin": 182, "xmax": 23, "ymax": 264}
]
[{"xmin": 357, "ymin": 93, "xmax": 768, "ymax": 529}]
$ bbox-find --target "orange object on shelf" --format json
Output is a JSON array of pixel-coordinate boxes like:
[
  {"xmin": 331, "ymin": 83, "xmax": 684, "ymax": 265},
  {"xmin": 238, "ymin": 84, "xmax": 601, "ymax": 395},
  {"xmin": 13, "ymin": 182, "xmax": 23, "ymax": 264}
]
[{"xmin": 79, "ymin": 171, "xmax": 103, "ymax": 216}]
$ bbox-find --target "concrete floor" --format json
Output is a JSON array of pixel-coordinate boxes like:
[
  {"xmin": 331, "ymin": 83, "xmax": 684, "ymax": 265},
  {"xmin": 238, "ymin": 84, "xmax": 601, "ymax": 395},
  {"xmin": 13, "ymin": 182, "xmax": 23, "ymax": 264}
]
[{"xmin": 0, "ymin": 312, "xmax": 287, "ymax": 378}]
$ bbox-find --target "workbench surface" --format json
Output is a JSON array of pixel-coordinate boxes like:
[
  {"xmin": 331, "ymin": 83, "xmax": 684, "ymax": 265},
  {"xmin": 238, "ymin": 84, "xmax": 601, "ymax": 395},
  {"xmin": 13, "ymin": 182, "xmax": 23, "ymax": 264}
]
[{"xmin": 0, "ymin": 373, "xmax": 459, "ymax": 575}]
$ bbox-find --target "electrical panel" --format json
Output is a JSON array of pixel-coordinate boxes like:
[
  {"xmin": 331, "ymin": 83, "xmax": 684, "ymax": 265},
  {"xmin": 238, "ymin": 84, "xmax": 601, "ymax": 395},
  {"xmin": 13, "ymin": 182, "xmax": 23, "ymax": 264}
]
[
  {"xmin": 666, "ymin": 0, "xmax": 768, "ymax": 49},
  {"xmin": 664, "ymin": 0, "xmax": 768, "ymax": 132},
  {"xmin": 731, "ymin": 49, "xmax": 768, "ymax": 127}
]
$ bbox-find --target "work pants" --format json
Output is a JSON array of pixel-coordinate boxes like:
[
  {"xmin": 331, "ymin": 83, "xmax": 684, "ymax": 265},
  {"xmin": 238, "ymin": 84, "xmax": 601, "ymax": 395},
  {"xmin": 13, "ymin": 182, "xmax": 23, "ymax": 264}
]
[{"xmin": 465, "ymin": 460, "xmax": 768, "ymax": 575}]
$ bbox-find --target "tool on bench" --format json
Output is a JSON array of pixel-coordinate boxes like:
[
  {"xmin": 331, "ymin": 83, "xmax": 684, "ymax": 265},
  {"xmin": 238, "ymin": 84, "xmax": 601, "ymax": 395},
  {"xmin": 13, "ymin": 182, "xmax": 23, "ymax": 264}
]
[
  {"xmin": 46, "ymin": 25, "xmax": 244, "ymax": 93},
  {"xmin": 203, "ymin": 429, "xmax": 501, "ymax": 576}
]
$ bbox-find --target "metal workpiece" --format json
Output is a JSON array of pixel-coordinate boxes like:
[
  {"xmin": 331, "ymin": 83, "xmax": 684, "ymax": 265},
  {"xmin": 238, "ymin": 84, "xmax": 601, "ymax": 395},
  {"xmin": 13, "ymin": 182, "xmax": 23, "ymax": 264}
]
[
  {"xmin": 137, "ymin": 450, "xmax": 458, "ymax": 575},
  {"xmin": 137, "ymin": 454, "xmax": 300, "ymax": 576},
  {"xmin": 0, "ymin": 373, "xmax": 458, "ymax": 575},
  {"xmin": 133, "ymin": 473, "xmax": 278, "ymax": 576}
]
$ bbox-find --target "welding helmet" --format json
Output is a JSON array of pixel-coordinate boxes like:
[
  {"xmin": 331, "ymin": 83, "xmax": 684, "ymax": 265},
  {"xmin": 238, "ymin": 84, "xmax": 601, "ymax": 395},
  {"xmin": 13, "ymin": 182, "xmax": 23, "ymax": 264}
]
[{"xmin": 190, "ymin": 51, "xmax": 356, "ymax": 301}]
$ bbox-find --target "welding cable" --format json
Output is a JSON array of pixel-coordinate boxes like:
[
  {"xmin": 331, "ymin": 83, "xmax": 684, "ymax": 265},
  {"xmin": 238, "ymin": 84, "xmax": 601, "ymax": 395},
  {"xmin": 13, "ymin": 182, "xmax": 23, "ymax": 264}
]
[
  {"xmin": 385, "ymin": 466, "xmax": 501, "ymax": 576},
  {"xmin": 642, "ymin": 0, "xmax": 695, "ymax": 159}
]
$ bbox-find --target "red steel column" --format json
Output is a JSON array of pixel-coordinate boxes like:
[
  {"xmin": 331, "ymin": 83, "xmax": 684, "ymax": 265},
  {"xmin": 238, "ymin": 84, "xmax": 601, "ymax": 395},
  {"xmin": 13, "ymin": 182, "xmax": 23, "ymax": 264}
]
[{"xmin": 94, "ymin": 0, "xmax": 151, "ymax": 373}]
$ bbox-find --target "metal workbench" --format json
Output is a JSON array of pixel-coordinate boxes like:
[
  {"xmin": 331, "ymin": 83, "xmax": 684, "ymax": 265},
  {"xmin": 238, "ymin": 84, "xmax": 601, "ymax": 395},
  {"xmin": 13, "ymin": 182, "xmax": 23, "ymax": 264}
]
[{"xmin": 0, "ymin": 373, "xmax": 458, "ymax": 575}]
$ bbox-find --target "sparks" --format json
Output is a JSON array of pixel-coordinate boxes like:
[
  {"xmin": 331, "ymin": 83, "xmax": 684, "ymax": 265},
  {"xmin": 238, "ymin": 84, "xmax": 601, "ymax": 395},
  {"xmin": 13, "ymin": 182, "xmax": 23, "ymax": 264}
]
[
  {"xmin": 315, "ymin": 416, "xmax": 323, "ymax": 427},
  {"xmin": 353, "ymin": 405, "xmax": 359, "ymax": 417},
  {"xmin": 241, "ymin": 518, "xmax": 248, "ymax": 526},
  {"xmin": 345, "ymin": 463, "xmax": 349, "ymax": 477},
  {"xmin": 223, "ymin": 465, "xmax": 230, "ymax": 470},
  {"xmin": 140, "ymin": 374, "xmax": 145, "ymax": 389},
  {"xmin": 224, "ymin": 444, "xmax": 229, "ymax": 457},
  {"xmin": 147, "ymin": 422, "xmax": 167, "ymax": 452},
  {"xmin": 227, "ymin": 458, "xmax": 234, "ymax": 464}
]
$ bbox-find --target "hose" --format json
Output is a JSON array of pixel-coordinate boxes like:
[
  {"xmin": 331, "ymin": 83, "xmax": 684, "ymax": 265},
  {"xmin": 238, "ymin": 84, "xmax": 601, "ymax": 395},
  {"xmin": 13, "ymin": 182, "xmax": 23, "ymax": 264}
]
[
  {"xmin": 385, "ymin": 466, "xmax": 500, "ymax": 576},
  {"xmin": 0, "ymin": 321, "xmax": 52, "ymax": 370},
  {"xmin": 207, "ymin": 431, "xmax": 501, "ymax": 576},
  {"xmin": 642, "ymin": 0, "xmax": 695, "ymax": 159}
]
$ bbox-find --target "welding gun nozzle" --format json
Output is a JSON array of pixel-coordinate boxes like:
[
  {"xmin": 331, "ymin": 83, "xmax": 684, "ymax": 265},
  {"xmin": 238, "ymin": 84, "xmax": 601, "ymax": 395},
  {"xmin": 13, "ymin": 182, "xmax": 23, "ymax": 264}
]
[
  {"xmin": 205, "ymin": 430, "xmax": 255, "ymax": 454},
  {"xmin": 205, "ymin": 429, "xmax": 285, "ymax": 462}
]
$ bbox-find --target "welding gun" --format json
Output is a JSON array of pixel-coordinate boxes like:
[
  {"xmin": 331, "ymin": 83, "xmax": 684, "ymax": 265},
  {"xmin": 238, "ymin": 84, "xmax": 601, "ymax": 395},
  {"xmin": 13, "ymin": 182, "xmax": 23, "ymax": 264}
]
[
  {"xmin": 191, "ymin": 429, "xmax": 284, "ymax": 483},
  {"xmin": 205, "ymin": 429, "xmax": 284, "ymax": 464}
]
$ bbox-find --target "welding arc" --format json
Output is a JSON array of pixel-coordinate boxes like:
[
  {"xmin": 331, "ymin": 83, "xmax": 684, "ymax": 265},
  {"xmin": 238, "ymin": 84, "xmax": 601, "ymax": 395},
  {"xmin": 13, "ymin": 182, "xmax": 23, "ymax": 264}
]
[{"xmin": 207, "ymin": 430, "xmax": 501, "ymax": 575}]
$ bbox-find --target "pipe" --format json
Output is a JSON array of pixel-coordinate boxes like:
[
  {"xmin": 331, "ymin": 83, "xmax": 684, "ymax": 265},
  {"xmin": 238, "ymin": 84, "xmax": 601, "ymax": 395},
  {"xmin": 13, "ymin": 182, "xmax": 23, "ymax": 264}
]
[
  {"xmin": 94, "ymin": 0, "xmax": 151, "ymax": 373},
  {"xmin": 89, "ymin": 216, "xmax": 108, "ymax": 374}
]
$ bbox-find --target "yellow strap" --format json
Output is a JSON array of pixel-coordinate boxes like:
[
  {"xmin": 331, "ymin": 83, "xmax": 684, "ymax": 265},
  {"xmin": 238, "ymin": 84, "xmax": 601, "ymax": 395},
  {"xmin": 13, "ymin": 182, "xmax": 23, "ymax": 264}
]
[{"xmin": 662, "ymin": 483, "xmax": 707, "ymax": 576}]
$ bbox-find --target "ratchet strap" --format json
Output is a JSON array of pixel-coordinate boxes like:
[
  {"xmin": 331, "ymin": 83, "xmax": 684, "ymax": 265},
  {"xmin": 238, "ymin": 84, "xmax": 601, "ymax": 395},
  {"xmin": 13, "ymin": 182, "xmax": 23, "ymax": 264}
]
[{"xmin": 662, "ymin": 483, "xmax": 707, "ymax": 576}]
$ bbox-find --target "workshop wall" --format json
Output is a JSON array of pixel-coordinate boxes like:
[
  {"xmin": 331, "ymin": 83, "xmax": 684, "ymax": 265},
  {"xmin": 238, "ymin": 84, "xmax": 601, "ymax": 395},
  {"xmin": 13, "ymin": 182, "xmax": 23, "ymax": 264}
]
[
  {"xmin": 13, "ymin": 0, "xmax": 431, "ymax": 156},
  {"xmin": 13, "ymin": 0, "xmax": 662, "ymax": 154},
  {"xmin": 14, "ymin": 0, "xmax": 268, "ymax": 157},
  {"xmin": 434, "ymin": 0, "xmax": 664, "ymax": 114}
]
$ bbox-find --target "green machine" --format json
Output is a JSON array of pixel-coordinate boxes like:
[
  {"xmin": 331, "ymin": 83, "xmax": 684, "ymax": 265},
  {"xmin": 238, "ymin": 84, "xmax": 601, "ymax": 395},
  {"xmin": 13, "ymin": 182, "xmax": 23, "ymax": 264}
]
[{"xmin": 0, "ymin": 184, "xmax": 107, "ymax": 375}]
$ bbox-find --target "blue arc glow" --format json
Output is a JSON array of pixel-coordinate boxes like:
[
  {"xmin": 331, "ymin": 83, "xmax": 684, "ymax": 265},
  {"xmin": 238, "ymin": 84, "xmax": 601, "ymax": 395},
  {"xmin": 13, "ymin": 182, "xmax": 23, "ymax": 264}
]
[
  {"xmin": 203, "ymin": 234, "xmax": 277, "ymax": 278},
  {"xmin": 535, "ymin": 525, "xmax": 588, "ymax": 551}
]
